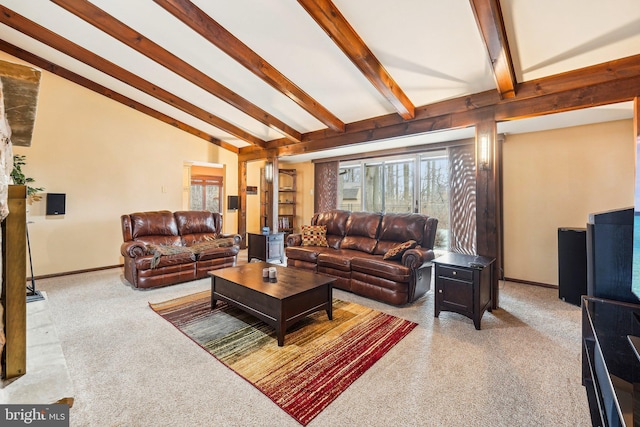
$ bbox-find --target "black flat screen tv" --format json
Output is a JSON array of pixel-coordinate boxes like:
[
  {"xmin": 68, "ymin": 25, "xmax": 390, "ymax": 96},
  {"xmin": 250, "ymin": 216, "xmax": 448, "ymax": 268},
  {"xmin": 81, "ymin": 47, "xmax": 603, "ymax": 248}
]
[{"xmin": 586, "ymin": 207, "xmax": 638, "ymax": 304}]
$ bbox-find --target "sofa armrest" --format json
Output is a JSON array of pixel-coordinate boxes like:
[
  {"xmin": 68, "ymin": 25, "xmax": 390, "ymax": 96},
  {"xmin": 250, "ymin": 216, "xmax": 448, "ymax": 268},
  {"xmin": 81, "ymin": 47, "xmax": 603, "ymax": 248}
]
[
  {"xmin": 286, "ymin": 233, "xmax": 302, "ymax": 247},
  {"xmin": 121, "ymin": 241, "xmax": 147, "ymax": 258},
  {"xmin": 401, "ymin": 247, "xmax": 435, "ymax": 269},
  {"xmin": 219, "ymin": 233, "xmax": 242, "ymax": 246}
]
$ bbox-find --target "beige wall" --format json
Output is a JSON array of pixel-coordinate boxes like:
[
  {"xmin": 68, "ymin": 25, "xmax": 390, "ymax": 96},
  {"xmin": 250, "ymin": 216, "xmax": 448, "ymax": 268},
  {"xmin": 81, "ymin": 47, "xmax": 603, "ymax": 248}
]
[
  {"xmin": 503, "ymin": 119, "xmax": 634, "ymax": 286},
  {"xmin": 245, "ymin": 160, "xmax": 264, "ymax": 233},
  {"xmin": 4, "ymin": 52, "xmax": 238, "ymax": 276}
]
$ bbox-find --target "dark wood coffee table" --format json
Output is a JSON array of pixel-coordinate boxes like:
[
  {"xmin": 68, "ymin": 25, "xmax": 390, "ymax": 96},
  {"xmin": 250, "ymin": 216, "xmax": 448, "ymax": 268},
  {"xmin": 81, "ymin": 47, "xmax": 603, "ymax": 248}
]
[{"xmin": 208, "ymin": 262, "xmax": 335, "ymax": 346}]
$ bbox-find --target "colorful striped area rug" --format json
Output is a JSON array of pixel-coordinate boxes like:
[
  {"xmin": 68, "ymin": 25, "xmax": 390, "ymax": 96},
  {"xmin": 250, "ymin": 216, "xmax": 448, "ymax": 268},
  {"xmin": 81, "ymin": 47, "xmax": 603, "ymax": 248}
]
[{"xmin": 149, "ymin": 290, "xmax": 417, "ymax": 425}]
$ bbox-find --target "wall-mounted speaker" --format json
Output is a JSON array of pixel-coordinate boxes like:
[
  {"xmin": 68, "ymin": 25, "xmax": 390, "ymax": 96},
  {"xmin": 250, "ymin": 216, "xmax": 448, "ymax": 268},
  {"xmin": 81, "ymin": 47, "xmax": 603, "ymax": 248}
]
[
  {"xmin": 227, "ymin": 195, "xmax": 239, "ymax": 210},
  {"xmin": 46, "ymin": 193, "xmax": 66, "ymax": 215}
]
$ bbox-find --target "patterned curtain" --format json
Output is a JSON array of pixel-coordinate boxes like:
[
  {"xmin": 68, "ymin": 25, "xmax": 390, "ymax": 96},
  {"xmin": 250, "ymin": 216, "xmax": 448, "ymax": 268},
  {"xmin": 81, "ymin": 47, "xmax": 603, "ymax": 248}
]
[
  {"xmin": 448, "ymin": 144, "xmax": 476, "ymax": 255},
  {"xmin": 314, "ymin": 161, "xmax": 338, "ymax": 213}
]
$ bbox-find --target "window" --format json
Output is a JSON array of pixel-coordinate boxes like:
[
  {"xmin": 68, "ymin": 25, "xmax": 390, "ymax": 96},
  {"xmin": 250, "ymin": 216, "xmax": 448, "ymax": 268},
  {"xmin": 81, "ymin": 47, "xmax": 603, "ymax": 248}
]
[
  {"xmin": 190, "ymin": 175, "xmax": 223, "ymax": 212},
  {"xmin": 337, "ymin": 150, "xmax": 449, "ymax": 249},
  {"xmin": 338, "ymin": 165, "xmax": 362, "ymax": 211}
]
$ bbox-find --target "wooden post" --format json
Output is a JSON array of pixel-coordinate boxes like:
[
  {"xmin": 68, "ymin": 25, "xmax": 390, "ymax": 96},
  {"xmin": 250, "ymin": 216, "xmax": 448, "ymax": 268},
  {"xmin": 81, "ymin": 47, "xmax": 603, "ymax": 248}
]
[
  {"xmin": 238, "ymin": 160, "xmax": 247, "ymax": 249},
  {"xmin": 2, "ymin": 185, "xmax": 27, "ymax": 379},
  {"xmin": 476, "ymin": 121, "xmax": 502, "ymax": 309},
  {"xmin": 269, "ymin": 157, "xmax": 279, "ymax": 234}
]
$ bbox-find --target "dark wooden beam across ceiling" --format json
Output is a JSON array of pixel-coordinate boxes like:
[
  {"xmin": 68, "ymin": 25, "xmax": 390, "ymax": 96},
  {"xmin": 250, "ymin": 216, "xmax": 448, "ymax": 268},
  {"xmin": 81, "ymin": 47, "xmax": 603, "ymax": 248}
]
[
  {"xmin": 0, "ymin": 5, "xmax": 263, "ymax": 148},
  {"xmin": 239, "ymin": 54, "xmax": 640, "ymax": 161},
  {"xmin": 469, "ymin": 0, "xmax": 517, "ymax": 99},
  {"xmin": 0, "ymin": 40, "xmax": 239, "ymax": 153},
  {"xmin": 51, "ymin": 0, "xmax": 302, "ymax": 143},
  {"xmin": 154, "ymin": 0, "xmax": 345, "ymax": 133},
  {"xmin": 298, "ymin": 0, "xmax": 415, "ymax": 120}
]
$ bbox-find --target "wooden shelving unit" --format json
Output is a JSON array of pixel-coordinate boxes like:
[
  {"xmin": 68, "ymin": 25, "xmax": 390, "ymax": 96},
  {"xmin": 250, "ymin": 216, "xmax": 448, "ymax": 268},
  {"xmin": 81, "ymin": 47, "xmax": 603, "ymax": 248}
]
[
  {"xmin": 260, "ymin": 168, "xmax": 297, "ymax": 237},
  {"xmin": 277, "ymin": 169, "xmax": 296, "ymax": 235}
]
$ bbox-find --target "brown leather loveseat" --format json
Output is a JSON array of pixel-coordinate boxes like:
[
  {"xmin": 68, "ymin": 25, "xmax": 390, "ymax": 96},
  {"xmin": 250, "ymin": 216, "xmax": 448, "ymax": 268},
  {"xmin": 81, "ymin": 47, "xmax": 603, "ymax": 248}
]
[
  {"xmin": 285, "ymin": 210, "xmax": 438, "ymax": 305},
  {"xmin": 120, "ymin": 210, "xmax": 240, "ymax": 289}
]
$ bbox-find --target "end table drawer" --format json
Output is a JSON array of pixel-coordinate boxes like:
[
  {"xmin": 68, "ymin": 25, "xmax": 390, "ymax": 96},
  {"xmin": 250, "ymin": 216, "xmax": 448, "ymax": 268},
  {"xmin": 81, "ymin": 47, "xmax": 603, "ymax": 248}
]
[
  {"xmin": 268, "ymin": 234, "xmax": 284, "ymax": 243},
  {"xmin": 438, "ymin": 265, "xmax": 473, "ymax": 282}
]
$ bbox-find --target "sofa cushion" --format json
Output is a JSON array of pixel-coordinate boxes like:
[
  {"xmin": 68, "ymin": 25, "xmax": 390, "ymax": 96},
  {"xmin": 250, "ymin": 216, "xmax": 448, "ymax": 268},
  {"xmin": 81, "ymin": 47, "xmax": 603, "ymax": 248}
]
[
  {"xmin": 383, "ymin": 240, "xmax": 418, "ymax": 260},
  {"xmin": 196, "ymin": 244, "xmax": 240, "ymax": 261},
  {"xmin": 189, "ymin": 238, "xmax": 235, "ymax": 253},
  {"xmin": 131, "ymin": 211, "xmax": 179, "ymax": 239},
  {"xmin": 317, "ymin": 249, "xmax": 362, "ymax": 272},
  {"xmin": 350, "ymin": 257, "xmax": 411, "ymax": 283},
  {"xmin": 301, "ymin": 225, "xmax": 329, "ymax": 247},
  {"xmin": 175, "ymin": 211, "xmax": 223, "ymax": 245},
  {"xmin": 146, "ymin": 244, "xmax": 194, "ymax": 269},
  {"xmin": 135, "ymin": 251, "xmax": 195, "ymax": 270},
  {"xmin": 313, "ymin": 210, "xmax": 350, "ymax": 237},
  {"xmin": 340, "ymin": 212, "xmax": 381, "ymax": 253},
  {"xmin": 374, "ymin": 213, "xmax": 426, "ymax": 255}
]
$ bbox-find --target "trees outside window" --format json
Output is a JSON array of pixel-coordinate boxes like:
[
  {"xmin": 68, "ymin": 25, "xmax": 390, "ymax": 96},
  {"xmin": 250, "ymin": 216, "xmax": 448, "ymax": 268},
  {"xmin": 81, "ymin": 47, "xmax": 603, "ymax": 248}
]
[{"xmin": 190, "ymin": 175, "xmax": 222, "ymax": 212}]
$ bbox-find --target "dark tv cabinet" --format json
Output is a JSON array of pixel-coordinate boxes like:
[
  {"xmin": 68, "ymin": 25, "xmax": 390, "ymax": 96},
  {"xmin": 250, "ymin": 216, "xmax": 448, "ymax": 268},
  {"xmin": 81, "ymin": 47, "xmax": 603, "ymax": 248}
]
[{"xmin": 582, "ymin": 296, "xmax": 640, "ymax": 426}]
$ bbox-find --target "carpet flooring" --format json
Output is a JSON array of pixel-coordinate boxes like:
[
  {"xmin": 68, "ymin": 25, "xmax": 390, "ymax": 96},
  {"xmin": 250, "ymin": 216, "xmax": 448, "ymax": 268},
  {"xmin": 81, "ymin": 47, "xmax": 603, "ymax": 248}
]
[
  {"xmin": 32, "ymin": 257, "xmax": 591, "ymax": 426},
  {"xmin": 150, "ymin": 291, "xmax": 416, "ymax": 425}
]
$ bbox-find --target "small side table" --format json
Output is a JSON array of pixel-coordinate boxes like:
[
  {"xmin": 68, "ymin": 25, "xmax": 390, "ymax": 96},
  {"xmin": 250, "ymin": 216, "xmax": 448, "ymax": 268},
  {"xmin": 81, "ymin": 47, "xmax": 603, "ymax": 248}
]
[
  {"xmin": 247, "ymin": 232, "xmax": 285, "ymax": 263},
  {"xmin": 433, "ymin": 253, "xmax": 495, "ymax": 330}
]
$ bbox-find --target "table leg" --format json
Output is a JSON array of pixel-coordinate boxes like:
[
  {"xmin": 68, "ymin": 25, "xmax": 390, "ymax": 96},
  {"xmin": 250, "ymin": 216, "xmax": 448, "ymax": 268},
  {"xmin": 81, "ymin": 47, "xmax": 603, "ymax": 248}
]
[
  {"xmin": 474, "ymin": 316, "xmax": 481, "ymax": 330},
  {"xmin": 277, "ymin": 322, "xmax": 285, "ymax": 347}
]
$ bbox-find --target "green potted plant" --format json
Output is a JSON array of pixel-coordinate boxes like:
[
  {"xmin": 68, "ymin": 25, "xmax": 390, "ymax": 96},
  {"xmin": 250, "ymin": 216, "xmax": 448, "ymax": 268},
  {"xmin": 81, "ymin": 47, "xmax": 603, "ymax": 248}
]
[{"xmin": 10, "ymin": 154, "xmax": 44, "ymax": 203}]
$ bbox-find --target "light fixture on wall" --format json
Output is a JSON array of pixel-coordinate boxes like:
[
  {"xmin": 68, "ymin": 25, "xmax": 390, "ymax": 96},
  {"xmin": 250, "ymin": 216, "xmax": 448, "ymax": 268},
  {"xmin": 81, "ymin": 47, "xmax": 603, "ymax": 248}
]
[
  {"xmin": 265, "ymin": 161, "xmax": 274, "ymax": 183},
  {"xmin": 479, "ymin": 135, "xmax": 491, "ymax": 171}
]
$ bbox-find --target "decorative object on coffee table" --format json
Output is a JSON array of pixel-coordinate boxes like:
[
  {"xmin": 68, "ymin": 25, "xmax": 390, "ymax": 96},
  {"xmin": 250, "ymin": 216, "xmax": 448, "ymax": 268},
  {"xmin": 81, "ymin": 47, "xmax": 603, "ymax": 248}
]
[{"xmin": 149, "ymin": 290, "xmax": 416, "ymax": 426}]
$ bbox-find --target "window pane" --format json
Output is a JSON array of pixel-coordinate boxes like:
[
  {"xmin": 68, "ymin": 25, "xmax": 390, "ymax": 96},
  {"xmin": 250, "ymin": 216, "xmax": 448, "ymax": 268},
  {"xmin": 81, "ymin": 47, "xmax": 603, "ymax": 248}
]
[
  {"xmin": 365, "ymin": 163, "xmax": 383, "ymax": 212},
  {"xmin": 338, "ymin": 165, "xmax": 361, "ymax": 211},
  {"xmin": 420, "ymin": 155, "xmax": 450, "ymax": 250},
  {"xmin": 384, "ymin": 161, "xmax": 414, "ymax": 213},
  {"xmin": 190, "ymin": 184, "xmax": 203, "ymax": 211},
  {"xmin": 205, "ymin": 185, "xmax": 220, "ymax": 212}
]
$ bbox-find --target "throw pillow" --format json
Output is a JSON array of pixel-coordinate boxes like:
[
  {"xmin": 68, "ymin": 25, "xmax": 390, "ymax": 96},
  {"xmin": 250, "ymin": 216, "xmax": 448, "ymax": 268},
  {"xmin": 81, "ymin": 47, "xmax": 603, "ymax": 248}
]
[
  {"xmin": 383, "ymin": 240, "xmax": 417, "ymax": 260},
  {"xmin": 301, "ymin": 225, "xmax": 329, "ymax": 247}
]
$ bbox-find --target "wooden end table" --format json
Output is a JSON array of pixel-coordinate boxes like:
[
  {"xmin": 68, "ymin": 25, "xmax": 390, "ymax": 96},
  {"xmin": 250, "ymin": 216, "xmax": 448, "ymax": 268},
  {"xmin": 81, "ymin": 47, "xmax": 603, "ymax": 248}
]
[
  {"xmin": 247, "ymin": 232, "xmax": 285, "ymax": 263},
  {"xmin": 433, "ymin": 253, "xmax": 495, "ymax": 330},
  {"xmin": 209, "ymin": 262, "xmax": 335, "ymax": 346}
]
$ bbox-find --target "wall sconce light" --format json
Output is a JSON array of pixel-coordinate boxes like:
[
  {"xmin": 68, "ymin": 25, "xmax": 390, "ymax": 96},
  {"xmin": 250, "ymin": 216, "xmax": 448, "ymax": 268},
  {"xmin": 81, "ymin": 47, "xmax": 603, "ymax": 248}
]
[
  {"xmin": 265, "ymin": 161, "xmax": 274, "ymax": 183},
  {"xmin": 479, "ymin": 135, "xmax": 491, "ymax": 171}
]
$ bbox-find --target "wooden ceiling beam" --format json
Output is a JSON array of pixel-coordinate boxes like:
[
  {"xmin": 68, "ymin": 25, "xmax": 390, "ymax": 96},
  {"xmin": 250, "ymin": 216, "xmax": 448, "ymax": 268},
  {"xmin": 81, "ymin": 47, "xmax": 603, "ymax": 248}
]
[
  {"xmin": 0, "ymin": 39, "xmax": 239, "ymax": 153},
  {"xmin": 495, "ymin": 73, "xmax": 640, "ymax": 121},
  {"xmin": 469, "ymin": 0, "xmax": 517, "ymax": 99},
  {"xmin": 297, "ymin": 0, "xmax": 415, "ymax": 120},
  {"xmin": 154, "ymin": 0, "xmax": 345, "ymax": 133},
  {"xmin": 240, "ymin": 54, "xmax": 640, "ymax": 161},
  {"xmin": 51, "ymin": 0, "xmax": 302, "ymax": 143},
  {"xmin": 0, "ymin": 5, "xmax": 264, "ymax": 148}
]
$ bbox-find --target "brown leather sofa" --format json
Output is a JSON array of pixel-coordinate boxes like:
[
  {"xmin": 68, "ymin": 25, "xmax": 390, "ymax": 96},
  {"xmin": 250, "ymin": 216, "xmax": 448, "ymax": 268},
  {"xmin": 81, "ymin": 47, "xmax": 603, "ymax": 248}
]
[
  {"xmin": 120, "ymin": 210, "xmax": 240, "ymax": 289},
  {"xmin": 285, "ymin": 210, "xmax": 438, "ymax": 305}
]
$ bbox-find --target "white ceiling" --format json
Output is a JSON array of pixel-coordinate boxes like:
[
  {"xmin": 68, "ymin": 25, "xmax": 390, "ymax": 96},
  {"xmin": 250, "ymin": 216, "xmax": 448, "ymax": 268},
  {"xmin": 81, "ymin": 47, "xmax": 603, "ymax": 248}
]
[{"xmin": 0, "ymin": 0, "xmax": 638, "ymax": 160}]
